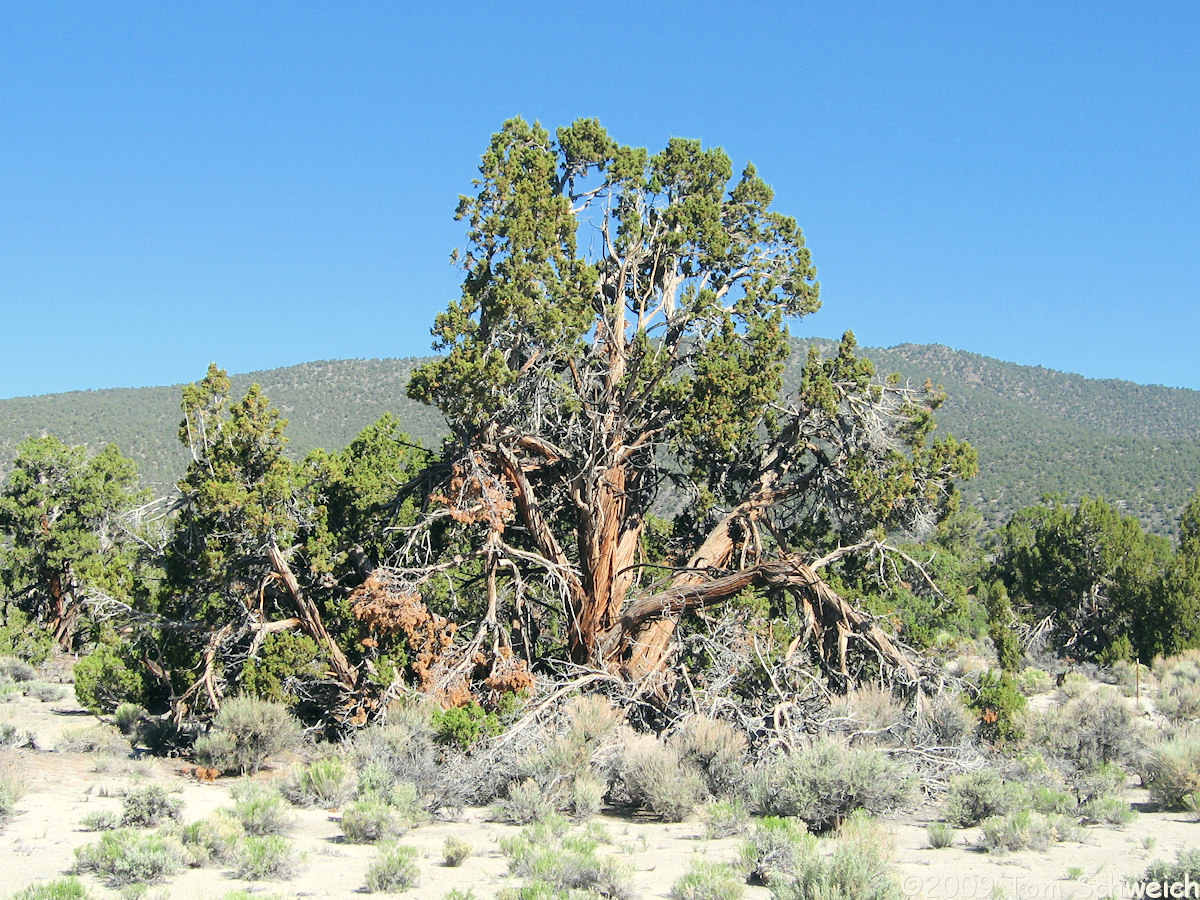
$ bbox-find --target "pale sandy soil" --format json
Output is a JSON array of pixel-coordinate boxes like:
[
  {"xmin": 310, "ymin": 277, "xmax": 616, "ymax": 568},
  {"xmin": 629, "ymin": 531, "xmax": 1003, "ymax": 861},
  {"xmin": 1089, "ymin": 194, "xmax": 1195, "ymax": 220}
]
[{"xmin": 2, "ymin": 676, "xmax": 1196, "ymax": 900}]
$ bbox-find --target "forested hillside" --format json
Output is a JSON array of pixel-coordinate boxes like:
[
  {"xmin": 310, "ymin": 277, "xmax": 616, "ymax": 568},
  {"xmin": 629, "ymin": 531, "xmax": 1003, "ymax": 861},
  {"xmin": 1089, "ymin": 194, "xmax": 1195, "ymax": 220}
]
[{"xmin": 1, "ymin": 340, "xmax": 1197, "ymax": 535}]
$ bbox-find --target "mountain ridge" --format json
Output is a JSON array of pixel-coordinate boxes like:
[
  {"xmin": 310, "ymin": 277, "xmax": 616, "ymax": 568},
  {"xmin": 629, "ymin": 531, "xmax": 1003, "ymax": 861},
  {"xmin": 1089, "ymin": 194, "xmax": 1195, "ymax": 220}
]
[{"xmin": 2, "ymin": 340, "xmax": 1197, "ymax": 536}]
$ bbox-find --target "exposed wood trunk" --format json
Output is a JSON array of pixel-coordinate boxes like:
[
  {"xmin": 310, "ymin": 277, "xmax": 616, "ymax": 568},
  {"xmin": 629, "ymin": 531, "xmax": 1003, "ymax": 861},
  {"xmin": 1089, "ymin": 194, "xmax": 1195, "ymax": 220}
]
[
  {"xmin": 577, "ymin": 463, "xmax": 643, "ymax": 664},
  {"xmin": 602, "ymin": 558, "xmax": 918, "ymax": 686},
  {"xmin": 268, "ymin": 543, "xmax": 357, "ymax": 691}
]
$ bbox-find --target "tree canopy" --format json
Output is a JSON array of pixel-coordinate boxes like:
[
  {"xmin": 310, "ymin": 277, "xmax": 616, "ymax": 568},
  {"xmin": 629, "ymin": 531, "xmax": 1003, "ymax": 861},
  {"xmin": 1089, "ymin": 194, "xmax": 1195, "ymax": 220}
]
[{"xmin": 395, "ymin": 117, "xmax": 977, "ymax": 684}]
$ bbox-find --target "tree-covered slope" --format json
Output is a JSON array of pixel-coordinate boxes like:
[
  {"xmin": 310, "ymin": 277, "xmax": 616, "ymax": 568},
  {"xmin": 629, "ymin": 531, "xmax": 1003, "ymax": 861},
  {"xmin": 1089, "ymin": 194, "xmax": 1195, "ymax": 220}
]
[{"xmin": 1, "ymin": 342, "xmax": 1197, "ymax": 535}]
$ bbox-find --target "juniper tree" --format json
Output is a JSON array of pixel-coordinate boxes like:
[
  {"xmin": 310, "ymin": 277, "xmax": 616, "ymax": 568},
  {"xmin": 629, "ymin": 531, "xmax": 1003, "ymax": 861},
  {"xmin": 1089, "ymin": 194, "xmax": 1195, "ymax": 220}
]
[
  {"xmin": 0, "ymin": 435, "xmax": 145, "ymax": 646},
  {"xmin": 398, "ymin": 118, "xmax": 976, "ymax": 682}
]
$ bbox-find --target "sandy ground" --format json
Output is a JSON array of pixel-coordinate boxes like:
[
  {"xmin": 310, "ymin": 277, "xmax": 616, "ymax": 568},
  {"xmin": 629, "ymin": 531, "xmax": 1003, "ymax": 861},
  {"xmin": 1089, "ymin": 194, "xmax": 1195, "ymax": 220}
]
[{"xmin": 2, "ymin": 676, "xmax": 1195, "ymax": 900}]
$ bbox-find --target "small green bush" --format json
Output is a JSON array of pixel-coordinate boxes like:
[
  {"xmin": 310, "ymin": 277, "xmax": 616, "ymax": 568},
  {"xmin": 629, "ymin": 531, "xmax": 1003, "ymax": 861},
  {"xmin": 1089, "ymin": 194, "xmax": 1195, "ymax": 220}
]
[
  {"xmin": 113, "ymin": 703, "xmax": 144, "ymax": 735},
  {"xmin": 968, "ymin": 671, "xmax": 1027, "ymax": 743},
  {"xmin": 351, "ymin": 716, "xmax": 440, "ymax": 797},
  {"xmin": 771, "ymin": 812, "xmax": 902, "ymax": 900},
  {"xmin": 1143, "ymin": 847, "xmax": 1200, "ymax": 886},
  {"xmin": 193, "ymin": 696, "xmax": 301, "ymax": 775},
  {"xmin": 702, "ymin": 798, "xmax": 750, "ymax": 839},
  {"xmin": 284, "ymin": 756, "xmax": 353, "ymax": 808},
  {"xmin": 1024, "ymin": 687, "xmax": 1139, "ymax": 771},
  {"xmin": 341, "ymin": 799, "xmax": 408, "ymax": 844},
  {"xmin": 495, "ymin": 777, "xmax": 561, "ymax": 825},
  {"xmin": 56, "ymin": 725, "xmax": 130, "ymax": 755},
  {"xmin": 500, "ymin": 818, "xmax": 632, "ymax": 899},
  {"xmin": 231, "ymin": 784, "xmax": 296, "ymax": 836},
  {"xmin": 73, "ymin": 645, "xmax": 144, "ymax": 715},
  {"xmin": 0, "ymin": 770, "xmax": 24, "ymax": 825},
  {"xmin": 431, "ymin": 701, "xmax": 501, "ymax": 750},
  {"xmin": 24, "ymin": 682, "xmax": 65, "ymax": 702},
  {"xmin": 927, "ymin": 822, "xmax": 955, "ymax": 849},
  {"xmin": 825, "ymin": 683, "xmax": 906, "ymax": 745},
  {"xmin": 1081, "ymin": 794, "xmax": 1137, "ymax": 825},
  {"xmin": 120, "ymin": 785, "xmax": 183, "ymax": 828},
  {"xmin": 943, "ymin": 770, "xmax": 1027, "ymax": 827},
  {"xmin": 0, "ymin": 656, "xmax": 38, "ymax": 682},
  {"xmin": 9, "ymin": 877, "xmax": 93, "ymax": 900},
  {"xmin": 1141, "ymin": 730, "xmax": 1200, "ymax": 809},
  {"xmin": 669, "ymin": 716, "xmax": 749, "ymax": 797},
  {"xmin": 750, "ymin": 737, "xmax": 914, "ymax": 832},
  {"xmin": 917, "ymin": 692, "xmax": 975, "ymax": 746},
  {"xmin": 178, "ymin": 810, "xmax": 245, "ymax": 866},
  {"xmin": 78, "ymin": 810, "xmax": 121, "ymax": 832},
  {"xmin": 231, "ymin": 834, "xmax": 300, "ymax": 880},
  {"xmin": 1057, "ymin": 671, "xmax": 1089, "ymax": 699},
  {"xmin": 671, "ymin": 859, "xmax": 744, "ymax": 900},
  {"xmin": 619, "ymin": 735, "xmax": 705, "ymax": 822},
  {"xmin": 73, "ymin": 829, "xmax": 186, "ymax": 886},
  {"xmin": 977, "ymin": 810, "xmax": 1071, "ymax": 852},
  {"xmin": 571, "ymin": 770, "xmax": 605, "ymax": 822},
  {"xmin": 1016, "ymin": 667, "xmax": 1052, "ymax": 696},
  {"xmin": 740, "ymin": 816, "xmax": 812, "ymax": 885},
  {"xmin": 442, "ymin": 836, "xmax": 472, "ymax": 866},
  {"xmin": 365, "ymin": 843, "xmax": 420, "ymax": 892}
]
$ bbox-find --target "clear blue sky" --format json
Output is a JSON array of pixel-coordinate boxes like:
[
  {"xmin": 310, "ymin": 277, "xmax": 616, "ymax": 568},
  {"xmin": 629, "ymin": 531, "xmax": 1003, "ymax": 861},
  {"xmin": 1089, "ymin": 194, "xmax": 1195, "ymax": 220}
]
[{"xmin": 2, "ymin": 2, "xmax": 1196, "ymax": 399}]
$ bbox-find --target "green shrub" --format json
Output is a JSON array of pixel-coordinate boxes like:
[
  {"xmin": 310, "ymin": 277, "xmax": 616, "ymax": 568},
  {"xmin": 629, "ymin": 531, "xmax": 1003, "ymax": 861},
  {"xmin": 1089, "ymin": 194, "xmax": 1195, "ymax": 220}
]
[
  {"xmin": 0, "ymin": 607, "xmax": 55, "ymax": 664},
  {"xmin": 943, "ymin": 770, "xmax": 1027, "ymax": 827},
  {"xmin": 702, "ymin": 798, "xmax": 750, "ymax": 839},
  {"xmin": 917, "ymin": 692, "xmax": 975, "ymax": 746},
  {"xmin": 0, "ymin": 778, "xmax": 22, "ymax": 827},
  {"xmin": 193, "ymin": 696, "xmax": 301, "ymax": 775},
  {"xmin": 669, "ymin": 716, "xmax": 749, "ymax": 797},
  {"xmin": 73, "ymin": 829, "xmax": 186, "ymax": 886},
  {"xmin": 231, "ymin": 834, "xmax": 300, "ymax": 880},
  {"xmin": 231, "ymin": 784, "xmax": 296, "ymax": 836},
  {"xmin": 1143, "ymin": 847, "xmax": 1200, "ymax": 886},
  {"xmin": 57, "ymin": 725, "xmax": 130, "ymax": 755},
  {"xmin": 1024, "ymin": 687, "xmax": 1139, "ymax": 770},
  {"xmin": 500, "ymin": 818, "xmax": 631, "ymax": 898},
  {"xmin": 771, "ymin": 812, "xmax": 902, "ymax": 900},
  {"xmin": 977, "ymin": 810, "xmax": 1068, "ymax": 852},
  {"xmin": 1081, "ymin": 794, "xmax": 1137, "ymax": 825},
  {"xmin": 968, "ymin": 671, "xmax": 1027, "ymax": 743},
  {"xmin": 1142, "ymin": 730, "xmax": 1200, "ymax": 809},
  {"xmin": 431, "ymin": 701, "xmax": 501, "ymax": 750},
  {"xmin": 0, "ymin": 655, "xmax": 38, "ymax": 682},
  {"xmin": 120, "ymin": 785, "xmax": 183, "ymax": 828},
  {"xmin": 78, "ymin": 810, "xmax": 121, "ymax": 832},
  {"xmin": 1057, "ymin": 672, "xmax": 1089, "ymax": 699},
  {"xmin": 341, "ymin": 799, "xmax": 408, "ymax": 844},
  {"xmin": 442, "ymin": 836, "xmax": 472, "ymax": 866},
  {"xmin": 177, "ymin": 810, "xmax": 245, "ymax": 866},
  {"xmin": 1016, "ymin": 667, "xmax": 1052, "ymax": 696},
  {"xmin": 284, "ymin": 756, "xmax": 354, "ymax": 808},
  {"xmin": 365, "ymin": 843, "xmax": 420, "ymax": 892},
  {"xmin": 495, "ymin": 777, "xmax": 561, "ymax": 825},
  {"xmin": 9, "ymin": 877, "xmax": 93, "ymax": 900},
  {"xmin": 750, "ymin": 738, "xmax": 914, "ymax": 833},
  {"xmin": 619, "ymin": 735, "xmax": 705, "ymax": 822},
  {"xmin": 825, "ymin": 683, "xmax": 906, "ymax": 745},
  {"xmin": 351, "ymin": 716, "xmax": 440, "ymax": 797},
  {"xmin": 571, "ymin": 771, "xmax": 605, "ymax": 822},
  {"xmin": 113, "ymin": 703, "xmax": 144, "ymax": 736},
  {"xmin": 73, "ymin": 645, "xmax": 144, "ymax": 715},
  {"xmin": 24, "ymin": 682, "xmax": 65, "ymax": 702},
  {"xmin": 240, "ymin": 631, "xmax": 324, "ymax": 704},
  {"xmin": 0, "ymin": 722, "xmax": 33, "ymax": 750},
  {"xmin": 926, "ymin": 822, "xmax": 955, "ymax": 849},
  {"xmin": 740, "ymin": 816, "xmax": 812, "ymax": 885},
  {"xmin": 671, "ymin": 859, "xmax": 744, "ymax": 900}
]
